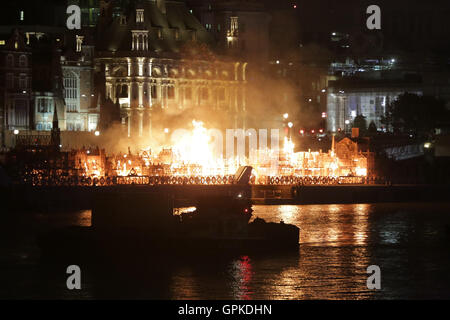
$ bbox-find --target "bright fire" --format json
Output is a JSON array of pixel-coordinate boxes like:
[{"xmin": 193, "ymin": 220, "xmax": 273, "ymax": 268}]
[{"xmin": 25, "ymin": 121, "xmax": 370, "ymax": 186}]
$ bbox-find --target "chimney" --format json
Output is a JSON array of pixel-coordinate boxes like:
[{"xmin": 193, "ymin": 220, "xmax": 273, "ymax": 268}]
[{"xmin": 157, "ymin": 0, "xmax": 166, "ymax": 14}]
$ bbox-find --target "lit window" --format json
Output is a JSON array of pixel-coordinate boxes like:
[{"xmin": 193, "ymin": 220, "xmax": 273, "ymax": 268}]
[
  {"xmin": 136, "ymin": 9, "xmax": 144, "ymax": 23},
  {"xmin": 20, "ymin": 11, "xmax": 24, "ymax": 21},
  {"xmin": 76, "ymin": 35, "xmax": 84, "ymax": 52},
  {"xmin": 64, "ymin": 72, "xmax": 79, "ymax": 112}
]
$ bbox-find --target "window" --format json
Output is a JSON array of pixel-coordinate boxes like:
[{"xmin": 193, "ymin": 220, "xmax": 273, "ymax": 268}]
[
  {"xmin": 136, "ymin": 9, "xmax": 144, "ymax": 23},
  {"xmin": 121, "ymin": 85, "xmax": 128, "ymax": 98},
  {"xmin": 6, "ymin": 54, "xmax": 13, "ymax": 67},
  {"xmin": 64, "ymin": 72, "xmax": 79, "ymax": 112},
  {"xmin": 19, "ymin": 74, "xmax": 27, "ymax": 89},
  {"xmin": 14, "ymin": 100, "xmax": 28, "ymax": 126},
  {"xmin": 38, "ymin": 98, "xmax": 51, "ymax": 113},
  {"xmin": 88, "ymin": 115, "xmax": 98, "ymax": 131},
  {"xmin": 168, "ymin": 86, "xmax": 175, "ymax": 99},
  {"xmin": 76, "ymin": 36, "xmax": 84, "ymax": 52},
  {"xmin": 19, "ymin": 55, "xmax": 27, "ymax": 67},
  {"xmin": 20, "ymin": 10, "xmax": 24, "ymax": 21},
  {"xmin": 151, "ymin": 85, "xmax": 158, "ymax": 99}
]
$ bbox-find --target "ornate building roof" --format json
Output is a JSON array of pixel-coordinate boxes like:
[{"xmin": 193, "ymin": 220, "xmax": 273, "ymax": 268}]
[{"xmin": 96, "ymin": 0, "xmax": 213, "ymax": 56}]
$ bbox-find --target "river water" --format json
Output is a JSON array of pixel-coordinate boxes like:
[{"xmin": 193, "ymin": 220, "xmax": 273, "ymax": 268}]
[{"xmin": 1, "ymin": 203, "xmax": 450, "ymax": 299}]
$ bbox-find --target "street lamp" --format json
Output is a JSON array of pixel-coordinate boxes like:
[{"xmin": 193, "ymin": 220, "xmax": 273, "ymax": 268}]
[
  {"xmin": 13, "ymin": 129, "xmax": 19, "ymax": 135},
  {"xmin": 283, "ymin": 113, "xmax": 289, "ymax": 120},
  {"xmin": 94, "ymin": 131, "xmax": 100, "ymax": 136}
]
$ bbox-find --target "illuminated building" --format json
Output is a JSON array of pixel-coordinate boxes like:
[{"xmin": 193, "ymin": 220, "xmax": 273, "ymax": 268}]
[
  {"xmin": 94, "ymin": 0, "xmax": 247, "ymax": 138},
  {"xmin": 0, "ymin": 29, "xmax": 32, "ymax": 144},
  {"xmin": 326, "ymin": 79, "xmax": 423, "ymax": 133}
]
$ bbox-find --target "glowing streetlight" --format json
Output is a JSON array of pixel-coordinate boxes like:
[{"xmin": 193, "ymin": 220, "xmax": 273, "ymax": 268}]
[
  {"xmin": 283, "ymin": 113, "xmax": 289, "ymax": 120},
  {"xmin": 13, "ymin": 129, "xmax": 19, "ymax": 135},
  {"xmin": 164, "ymin": 128, "xmax": 170, "ymax": 134},
  {"xmin": 288, "ymin": 122, "xmax": 293, "ymax": 128},
  {"xmin": 94, "ymin": 131, "xmax": 100, "ymax": 136}
]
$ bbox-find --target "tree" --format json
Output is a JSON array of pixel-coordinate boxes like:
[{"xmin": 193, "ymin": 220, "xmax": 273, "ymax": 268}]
[{"xmin": 381, "ymin": 93, "xmax": 448, "ymax": 137}]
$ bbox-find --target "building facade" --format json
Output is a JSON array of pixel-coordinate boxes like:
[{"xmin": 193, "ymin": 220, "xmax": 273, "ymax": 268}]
[
  {"xmin": 327, "ymin": 80, "xmax": 423, "ymax": 132},
  {"xmin": 95, "ymin": 0, "xmax": 247, "ymax": 138},
  {"xmin": 0, "ymin": 29, "xmax": 32, "ymax": 140}
]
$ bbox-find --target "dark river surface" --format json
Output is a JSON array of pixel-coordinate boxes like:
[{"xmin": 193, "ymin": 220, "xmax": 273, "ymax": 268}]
[{"xmin": 1, "ymin": 203, "xmax": 450, "ymax": 300}]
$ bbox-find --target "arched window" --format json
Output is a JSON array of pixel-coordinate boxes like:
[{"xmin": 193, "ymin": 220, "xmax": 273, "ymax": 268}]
[
  {"xmin": 64, "ymin": 71, "xmax": 79, "ymax": 112},
  {"xmin": 6, "ymin": 54, "xmax": 14, "ymax": 67},
  {"xmin": 121, "ymin": 84, "xmax": 128, "ymax": 98},
  {"xmin": 19, "ymin": 55, "xmax": 27, "ymax": 67}
]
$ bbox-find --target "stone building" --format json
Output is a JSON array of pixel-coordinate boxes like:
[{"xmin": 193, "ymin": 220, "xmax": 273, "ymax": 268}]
[
  {"xmin": 61, "ymin": 33, "xmax": 98, "ymax": 132},
  {"xmin": 0, "ymin": 29, "xmax": 32, "ymax": 143},
  {"xmin": 94, "ymin": 0, "xmax": 247, "ymax": 138}
]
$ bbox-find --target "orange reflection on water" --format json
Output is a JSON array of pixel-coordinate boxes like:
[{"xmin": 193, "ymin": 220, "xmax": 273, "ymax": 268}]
[
  {"xmin": 76, "ymin": 210, "xmax": 92, "ymax": 227},
  {"xmin": 253, "ymin": 204, "xmax": 371, "ymax": 247}
]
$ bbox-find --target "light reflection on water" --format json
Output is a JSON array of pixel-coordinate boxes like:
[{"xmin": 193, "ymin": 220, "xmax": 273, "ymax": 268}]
[{"xmin": 2, "ymin": 203, "xmax": 450, "ymax": 299}]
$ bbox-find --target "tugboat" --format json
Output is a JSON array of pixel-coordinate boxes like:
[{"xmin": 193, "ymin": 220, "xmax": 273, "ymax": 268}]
[
  {"xmin": 38, "ymin": 167, "xmax": 300, "ymax": 261},
  {"xmin": 174, "ymin": 195, "xmax": 299, "ymax": 252}
]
